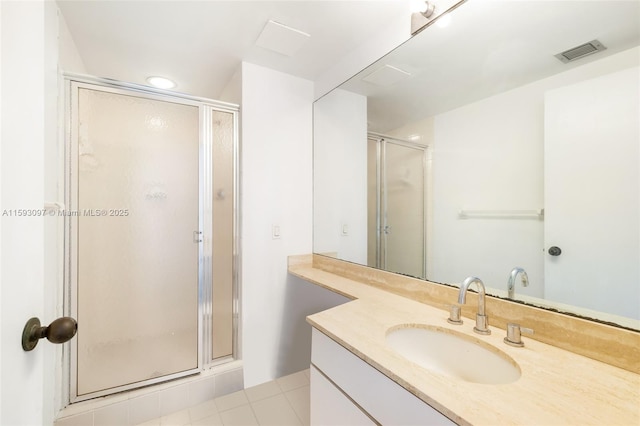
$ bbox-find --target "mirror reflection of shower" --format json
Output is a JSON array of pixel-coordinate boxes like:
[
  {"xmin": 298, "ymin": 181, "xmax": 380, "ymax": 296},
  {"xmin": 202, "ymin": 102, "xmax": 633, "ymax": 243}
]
[{"xmin": 367, "ymin": 133, "xmax": 427, "ymax": 279}]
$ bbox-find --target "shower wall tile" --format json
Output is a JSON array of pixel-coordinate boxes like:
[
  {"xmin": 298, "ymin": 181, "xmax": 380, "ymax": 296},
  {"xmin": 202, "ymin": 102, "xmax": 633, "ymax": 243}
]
[
  {"xmin": 214, "ymin": 367, "xmax": 244, "ymax": 398},
  {"xmin": 159, "ymin": 383, "xmax": 190, "ymax": 416},
  {"xmin": 56, "ymin": 365, "xmax": 244, "ymax": 424},
  {"xmin": 94, "ymin": 402, "xmax": 129, "ymax": 426},
  {"xmin": 189, "ymin": 376, "xmax": 217, "ymax": 406},
  {"xmin": 129, "ymin": 393, "xmax": 159, "ymax": 425},
  {"xmin": 55, "ymin": 412, "xmax": 94, "ymax": 426}
]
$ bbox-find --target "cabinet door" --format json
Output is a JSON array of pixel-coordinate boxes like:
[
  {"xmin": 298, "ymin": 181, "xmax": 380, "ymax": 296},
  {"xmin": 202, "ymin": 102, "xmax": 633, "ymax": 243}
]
[
  {"xmin": 310, "ymin": 366, "xmax": 375, "ymax": 426},
  {"xmin": 311, "ymin": 328, "xmax": 454, "ymax": 425}
]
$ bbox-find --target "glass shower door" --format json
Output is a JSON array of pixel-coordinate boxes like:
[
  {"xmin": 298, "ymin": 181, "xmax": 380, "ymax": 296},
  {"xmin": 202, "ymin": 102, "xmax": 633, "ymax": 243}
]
[
  {"xmin": 73, "ymin": 86, "xmax": 200, "ymax": 398},
  {"xmin": 211, "ymin": 110, "xmax": 235, "ymax": 360},
  {"xmin": 383, "ymin": 141, "xmax": 426, "ymax": 279},
  {"xmin": 367, "ymin": 136, "xmax": 427, "ymax": 279}
]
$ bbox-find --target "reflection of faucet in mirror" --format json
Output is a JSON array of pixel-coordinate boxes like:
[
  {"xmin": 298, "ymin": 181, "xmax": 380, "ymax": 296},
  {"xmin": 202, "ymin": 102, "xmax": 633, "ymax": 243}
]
[
  {"xmin": 457, "ymin": 277, "xmax": 491, "ymax": 335},
  {"xmin": 507, "ymin": 267, "xmax": 529, "ymax": 299}
]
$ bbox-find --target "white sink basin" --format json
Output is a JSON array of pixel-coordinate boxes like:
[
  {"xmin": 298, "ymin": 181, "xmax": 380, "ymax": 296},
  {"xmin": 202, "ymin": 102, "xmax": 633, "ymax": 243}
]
[{"xmin": 386, "ymin": 325, "xmax": 521, "ymax": 384}]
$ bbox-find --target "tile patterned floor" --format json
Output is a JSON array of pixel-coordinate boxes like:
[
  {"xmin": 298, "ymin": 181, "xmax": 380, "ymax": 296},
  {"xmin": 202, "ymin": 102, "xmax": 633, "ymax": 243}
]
[{"xmin": 135, "ymin": 370, "xmax": 310, "ymax": 426}]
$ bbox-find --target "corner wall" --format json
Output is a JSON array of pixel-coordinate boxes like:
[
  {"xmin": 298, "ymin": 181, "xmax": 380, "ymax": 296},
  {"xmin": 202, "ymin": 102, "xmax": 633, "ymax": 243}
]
[
  {"xmin": 240, "ymin": 62, "xmax": 348, "ymax": 387},
  {"xmin": 313, "ymin": 89, "xmax": 368, "ymax": 264},
  {"xmin": 57, "ymin": 8, "xmax": 87, "ymax": 74}
]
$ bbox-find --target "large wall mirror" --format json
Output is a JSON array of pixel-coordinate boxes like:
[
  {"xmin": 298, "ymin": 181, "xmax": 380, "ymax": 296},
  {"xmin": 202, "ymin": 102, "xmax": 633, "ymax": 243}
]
[{"xmin": 313, "ymin": 0, "xmax": 640, "ymax": 330}]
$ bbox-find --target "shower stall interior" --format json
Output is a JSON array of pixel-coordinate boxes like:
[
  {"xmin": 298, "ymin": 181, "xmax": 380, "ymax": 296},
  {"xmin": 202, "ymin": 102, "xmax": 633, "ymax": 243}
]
[
  {"xmin": 367, "ymin": 134, "xmax": 427, "ymax": 279},
  {"xmin": 65, "ymin": 75, "xmax": 238, "ymax": 402}
]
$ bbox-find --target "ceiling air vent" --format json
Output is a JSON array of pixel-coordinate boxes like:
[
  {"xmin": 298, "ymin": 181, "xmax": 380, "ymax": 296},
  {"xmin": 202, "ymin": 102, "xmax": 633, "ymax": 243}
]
[
  {"xmin": 555, "ymin": 40, "xmax": 607, "ymax": 63},
  {"xmin": 362, "ymin": 65, "xmax": 411, "ymax": 86}
]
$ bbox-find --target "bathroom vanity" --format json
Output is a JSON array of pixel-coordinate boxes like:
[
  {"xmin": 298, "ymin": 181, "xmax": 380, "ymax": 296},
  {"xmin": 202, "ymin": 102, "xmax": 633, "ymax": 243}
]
[
  {"xmin": 289, "ymin": 255, "xmax": 640, "ymax": 425},
  {"xmin": 304, "ymin": 0, "xmax": 640, "ymax": 422},
  {"xmin": 311, "ymin": 328, "xmax": 453, "ymax": 425}
]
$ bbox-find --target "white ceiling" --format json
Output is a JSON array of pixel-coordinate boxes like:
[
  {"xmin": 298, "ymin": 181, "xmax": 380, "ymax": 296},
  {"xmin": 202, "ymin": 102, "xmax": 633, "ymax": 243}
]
[
  {"xmin": 339, "ymin": 0, "xmax": 640, "ymax": 132},
  {"xmin": 56, "ymin": 0, "xmax": 411, "ymax": 99}
]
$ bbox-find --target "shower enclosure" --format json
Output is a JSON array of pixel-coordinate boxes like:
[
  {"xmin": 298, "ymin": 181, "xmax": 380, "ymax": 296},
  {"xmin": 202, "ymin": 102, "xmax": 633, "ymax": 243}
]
[
  {"xmin": 367, "ymin": 134, "xmax": 427, "ymax": 279},
  {"xmin": 65, "ymin": 76, "xmax": 238, "ymax": 401}
]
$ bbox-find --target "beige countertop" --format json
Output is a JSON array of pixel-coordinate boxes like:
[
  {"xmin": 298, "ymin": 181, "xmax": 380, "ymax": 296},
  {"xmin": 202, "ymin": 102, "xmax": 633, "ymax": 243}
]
[{"xmin": 290, "ymin": 261, "xmax": 640, "ymax": 426}]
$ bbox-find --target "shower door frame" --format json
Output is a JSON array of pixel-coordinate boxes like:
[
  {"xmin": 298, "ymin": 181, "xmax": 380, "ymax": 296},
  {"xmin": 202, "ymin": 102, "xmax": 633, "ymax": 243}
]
[
  {"xmin": 63, "ymin": 74, "xmax": 240, "ymax": 403},
  {"xmin": 368, "ymin": 133, "xmax": 428, "ymax": 278}
]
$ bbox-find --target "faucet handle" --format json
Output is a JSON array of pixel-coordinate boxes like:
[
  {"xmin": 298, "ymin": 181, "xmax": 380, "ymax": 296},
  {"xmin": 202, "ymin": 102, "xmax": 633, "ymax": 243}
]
[
  {"xmin": 504, "ymin": 323, "xmax": 534, "ymax": 347},
  {"xmin": 474, "ymin": 313, "xmax": 491, "ymax": 335},
  {"xmin": 447, "ymin": 305, "xmax": 463, "ymax": 325}
]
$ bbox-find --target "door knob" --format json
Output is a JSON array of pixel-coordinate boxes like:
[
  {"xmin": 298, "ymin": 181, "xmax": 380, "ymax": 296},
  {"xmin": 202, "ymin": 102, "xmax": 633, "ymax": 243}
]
[
  {"xmin": 548, "ymin": 246, "xmax": 562, "ymax": 256},
  {"xmin": 22, "ymin": 316, "xmax": 77, "ymax": 351}
]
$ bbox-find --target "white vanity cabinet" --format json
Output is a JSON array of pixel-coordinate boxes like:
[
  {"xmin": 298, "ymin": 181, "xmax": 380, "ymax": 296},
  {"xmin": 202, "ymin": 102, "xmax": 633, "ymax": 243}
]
[
  {"xmin": 310, "ymin": 328, "xmax": 454, "ymax": 426},
  {"xmin": 310, "ymin": 367, "xmax": 376, "ymax": 425}
]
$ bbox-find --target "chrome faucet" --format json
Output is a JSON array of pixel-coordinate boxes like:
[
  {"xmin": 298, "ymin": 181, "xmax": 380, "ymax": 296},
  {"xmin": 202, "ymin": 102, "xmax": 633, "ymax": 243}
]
[
  {"xmin": 507, "ymin": 267, "xmax": 529, "ymax": 299},
  {"xmin": 458, "ymin": 276, "xmax": 491, "ymax": 335}
]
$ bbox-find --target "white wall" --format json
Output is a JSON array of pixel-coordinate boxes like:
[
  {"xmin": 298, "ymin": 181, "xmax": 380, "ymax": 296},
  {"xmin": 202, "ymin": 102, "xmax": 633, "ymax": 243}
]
[
  {"xmin": 430, "ymin": 82, "xmax": 545, "ymax": 296},
  {"xmin": 57, "ymin": 9, "xmax": 87, "ymax": 74},
  {"xmin": 313, "ymin": 89, "xmax": 368, "ymax": 264},
  {"xmin": 1, "ymin": 1, "xmax": 58, "ymax": 424},
  {"xmin": 544, "ymin": 67, "xmax": 639, "ymax": 319},
  {"xmin": 219, "ymin": 66, "xmax": 241, "ymax": 105},
  {"xmin": 1, "ymin": 4, "xmax": 3, "ymax": 421},
  {"xmin": 240, "ymin": 62, "xmax": 348, "ymax": 387}
]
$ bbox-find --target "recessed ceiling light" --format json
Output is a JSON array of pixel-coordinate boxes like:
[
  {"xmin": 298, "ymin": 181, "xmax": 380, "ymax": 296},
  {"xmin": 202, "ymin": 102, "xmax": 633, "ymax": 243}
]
[{"xmin": 146, "ymin": 76, "xmax": 176, "ymax": 89}]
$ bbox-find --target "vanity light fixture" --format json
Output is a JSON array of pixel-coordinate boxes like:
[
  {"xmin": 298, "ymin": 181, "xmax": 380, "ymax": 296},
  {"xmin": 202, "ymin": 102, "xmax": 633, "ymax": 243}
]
[
  {"xmin": 146, "ymin": 76, "xmax": 176, "ymax": 90},
  {"xmin": 435, "ymin": 13, "xmax": 452, "ymax": 28},
  {"xmin": 410, "ymin": 0, "xmax": 435, "ymax": 15},
  {"xmin": 411, "ymin": 1, "xmax": 436, "ymax": 35}
]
